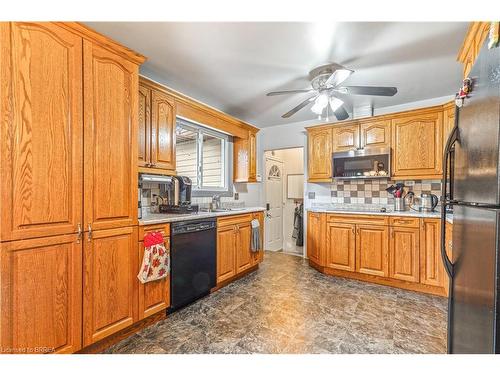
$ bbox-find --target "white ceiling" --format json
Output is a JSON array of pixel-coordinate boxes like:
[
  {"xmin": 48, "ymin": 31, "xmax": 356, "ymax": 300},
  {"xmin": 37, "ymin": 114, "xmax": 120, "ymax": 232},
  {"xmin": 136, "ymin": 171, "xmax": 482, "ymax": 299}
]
[{"xmin": 86, "ymin": 22, "xmax": 468, "ymax": 128}]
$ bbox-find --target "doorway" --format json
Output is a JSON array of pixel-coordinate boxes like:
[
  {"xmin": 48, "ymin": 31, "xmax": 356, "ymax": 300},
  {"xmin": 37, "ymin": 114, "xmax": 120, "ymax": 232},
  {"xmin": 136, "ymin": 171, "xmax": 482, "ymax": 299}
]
[{"xmin": 264, "ymin": 148, "xmax": 304, "ymax": 256}]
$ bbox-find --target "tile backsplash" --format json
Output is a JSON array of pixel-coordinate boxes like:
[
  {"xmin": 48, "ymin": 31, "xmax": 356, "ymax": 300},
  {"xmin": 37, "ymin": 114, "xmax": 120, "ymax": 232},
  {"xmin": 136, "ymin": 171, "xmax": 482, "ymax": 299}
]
[
  {"xmin": 329, "ymin": 179, "xmax": 442, "ymax": 205},
  {"xmin": 140, "ymin": 182, "xmax": 244, "ymax": 215}
]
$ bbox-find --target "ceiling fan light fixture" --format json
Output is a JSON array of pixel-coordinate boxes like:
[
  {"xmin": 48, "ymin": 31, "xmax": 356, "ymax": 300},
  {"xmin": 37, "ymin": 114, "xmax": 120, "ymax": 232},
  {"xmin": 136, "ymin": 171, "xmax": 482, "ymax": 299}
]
[
  {"xmin": 329, "ymin": 97, "xmax": 343, "ymax": 112},
  {"xmin": 332, "ymin": 68, "xmax": 353, "ymax": 86},
  {"xmin": 311, "ymin": 93, "xmax": 328, "ymax": 115}
]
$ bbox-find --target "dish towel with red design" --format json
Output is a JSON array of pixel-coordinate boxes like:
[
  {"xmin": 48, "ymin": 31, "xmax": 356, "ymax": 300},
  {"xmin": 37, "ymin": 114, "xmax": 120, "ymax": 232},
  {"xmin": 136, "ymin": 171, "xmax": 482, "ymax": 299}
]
[{"xmin": 138, "ymin": 231, "xmax": 170, "ymax": 283}]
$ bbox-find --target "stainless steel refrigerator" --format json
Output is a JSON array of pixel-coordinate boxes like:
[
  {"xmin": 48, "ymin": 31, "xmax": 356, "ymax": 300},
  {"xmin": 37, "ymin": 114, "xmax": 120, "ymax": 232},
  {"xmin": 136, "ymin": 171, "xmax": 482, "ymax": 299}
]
[{"xmin": 442, "ymin": 39, "xmax": 500, "ymax": 354}]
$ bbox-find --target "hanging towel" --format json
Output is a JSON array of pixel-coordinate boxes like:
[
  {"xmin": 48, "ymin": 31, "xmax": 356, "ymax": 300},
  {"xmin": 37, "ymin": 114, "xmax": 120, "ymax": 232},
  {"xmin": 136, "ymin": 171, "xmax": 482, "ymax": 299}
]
[
  {"xmin": 292, "ymin": 203, "xmax": 304, "ymax": 246},
  {"xmin": 138, "ymin": 231, "xmax": 170, "ymax": 284},
  {"xmin": 251, "ymin": 219, "xmax": 260, "ymax": 252}
]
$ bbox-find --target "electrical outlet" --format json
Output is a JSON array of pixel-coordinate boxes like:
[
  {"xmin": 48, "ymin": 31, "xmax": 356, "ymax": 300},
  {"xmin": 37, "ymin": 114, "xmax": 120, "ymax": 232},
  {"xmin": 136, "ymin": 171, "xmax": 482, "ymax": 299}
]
[
  {"xmin": 308, "ymin": 192, "xmax": 315, "ymax": 200},
  {"xmin": 404, "ymin": 181, "xmax": 415, "ymax": 186},
  {"xmin": 234, "ymin": 192, "xmax": 239, "ymax": 200}
]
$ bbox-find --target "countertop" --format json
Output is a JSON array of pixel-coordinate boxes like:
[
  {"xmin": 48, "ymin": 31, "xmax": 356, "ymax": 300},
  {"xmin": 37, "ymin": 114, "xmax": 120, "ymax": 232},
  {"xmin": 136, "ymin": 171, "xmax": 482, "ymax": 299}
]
[
  {"xmin": 307, "ymin": 205, "xmax": 453, "ymax": 224},
  {"xmin": 139, "ymin": 206, "xmax": 266, "ymax": 225}
]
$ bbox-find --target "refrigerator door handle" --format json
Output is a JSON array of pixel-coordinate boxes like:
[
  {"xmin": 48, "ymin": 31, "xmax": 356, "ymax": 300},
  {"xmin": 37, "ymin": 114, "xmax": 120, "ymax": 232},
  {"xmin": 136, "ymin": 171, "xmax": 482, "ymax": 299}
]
[{"xmin": 441, "ymin": 124, "xmax": 459, "ymax": 279}]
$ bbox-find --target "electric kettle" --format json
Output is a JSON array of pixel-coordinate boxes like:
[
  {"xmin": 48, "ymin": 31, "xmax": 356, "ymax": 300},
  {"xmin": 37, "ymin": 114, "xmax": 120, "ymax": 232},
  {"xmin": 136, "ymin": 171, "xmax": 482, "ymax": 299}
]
[{"xmin": 420, "ymin": 193, "xmax": 439, "ymax": 212}]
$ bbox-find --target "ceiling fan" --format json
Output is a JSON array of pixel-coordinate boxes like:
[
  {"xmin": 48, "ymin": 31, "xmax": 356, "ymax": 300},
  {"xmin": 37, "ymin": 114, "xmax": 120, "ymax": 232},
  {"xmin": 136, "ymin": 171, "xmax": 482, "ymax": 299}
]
[{"xmin": 267, "ymin": 63, "xmax": 398, "ymax": 120}]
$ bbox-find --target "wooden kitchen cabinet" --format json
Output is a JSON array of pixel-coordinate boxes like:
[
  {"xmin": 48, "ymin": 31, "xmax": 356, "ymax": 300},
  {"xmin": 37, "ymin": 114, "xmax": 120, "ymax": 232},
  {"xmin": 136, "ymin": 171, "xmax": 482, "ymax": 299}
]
[
  {"xmin": 83, "ymin": 40, "xmax": 139, "ymax": 231},
  {"xmin": 359, "ymin": 119, "xmax": 391, "ymax": 149},
  {"xmin": 325, "ymin": 222, "xmax": 356, "ymax": 272},
  {"xmin": 443, "ymin": 102, "xmax": 456, "ymax": 146},
  {"xmin": 389, "ymin": 226, "xmax": 420, "ymax": 283},
  {"xmin": 233, "ymin": 130, "xmax": 257, "ymax": 183},
  {"xmin": 217, "ymin": 224, "xmax": 238, "ymax": 284},
  {"xmin": 307, "ymin": 212, "xmax": 324, "ymax": 265},
  {"xmin": 83, "ymin": 226, "xmax": 138, "ymax": 346},
  {"xmin": 0, "ymin": 234, "xmax": 82, "ymax": 354},
  {"xmin": 308, "ymin": 127, "xmax": 333, "ymax": 182},
  {"xmin": 355, "ymin": 224, "xmax": 389, "ymax": 277},
  {"xmin": 138, "ymin": 227, "xmax": 170, "ymax": 320},
  {"xmin": 217, "ymin": 213, "xmax": 265, "ymax": 285},
  {"xmin": 420, "ymin": 218, "xmax": 445, "ymax": 288},
  {"xmin": 236, "ymin": 222, "xmax": 253, "ymax": 273},
  {"xmin": 138, "ymin": 78, "xmax": 176, "ymax": 175},
  {"xmin": 332, "ymin": 123, "xmax": 360, "ymax": 152},
  {"xmin": 391, "ymin": 109, "xmax": 443, "ymax": 180},
  {"xmin": 0, "ymin": 22, "xmax": 84, "ymax": 242}
]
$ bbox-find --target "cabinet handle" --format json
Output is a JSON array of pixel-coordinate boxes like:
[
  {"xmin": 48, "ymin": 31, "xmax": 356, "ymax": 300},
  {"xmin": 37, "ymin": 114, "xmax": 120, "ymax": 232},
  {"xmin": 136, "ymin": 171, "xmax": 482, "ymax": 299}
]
[
  {"xmin": 77, "ymin": 223, "xmax": 82, "ymax": 243},
  {"xmin": 356, "ymin": 228, "xmax": 360, "ymax": 235},
  {"xmin": 87, "ymin": 224, "xmax": 93, "ymax": 242},
  {"xmin": 351, "ymin": 227, "xmax": 355, "ymax": 234}
]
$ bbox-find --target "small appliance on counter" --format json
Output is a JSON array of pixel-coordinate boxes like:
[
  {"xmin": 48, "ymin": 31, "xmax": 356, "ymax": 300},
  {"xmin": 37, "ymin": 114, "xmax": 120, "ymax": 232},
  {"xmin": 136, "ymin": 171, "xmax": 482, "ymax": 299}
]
[{"xmin": 138, "ymin": 174, "xmax": 199, "ymax": 215}]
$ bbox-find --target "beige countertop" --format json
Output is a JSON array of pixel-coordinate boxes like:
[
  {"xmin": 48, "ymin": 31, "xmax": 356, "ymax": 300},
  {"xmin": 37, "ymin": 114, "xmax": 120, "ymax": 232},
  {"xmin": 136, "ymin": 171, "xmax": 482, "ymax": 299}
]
[
  {"xmin": 307, "ymin": 205, "xmax": 453, "ymax": 224},
  {"xmin": 139, "ymin": 206, "xmax": 266, "ymax": 225}
]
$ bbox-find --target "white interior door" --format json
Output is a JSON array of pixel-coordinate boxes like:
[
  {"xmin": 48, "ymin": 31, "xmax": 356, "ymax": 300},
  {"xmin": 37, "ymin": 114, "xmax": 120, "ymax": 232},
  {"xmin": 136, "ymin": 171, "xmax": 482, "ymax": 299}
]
[{"xmin": 265, "ymin": 157, "xmax": 284, "ymax": 251}]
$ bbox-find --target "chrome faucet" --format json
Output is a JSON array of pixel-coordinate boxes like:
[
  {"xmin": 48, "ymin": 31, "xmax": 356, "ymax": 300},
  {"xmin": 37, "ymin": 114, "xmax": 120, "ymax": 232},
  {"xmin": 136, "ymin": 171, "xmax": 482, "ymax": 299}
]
[{"xmin": 212, "ymin": 195, "xmax": 221, "ymax": 210}]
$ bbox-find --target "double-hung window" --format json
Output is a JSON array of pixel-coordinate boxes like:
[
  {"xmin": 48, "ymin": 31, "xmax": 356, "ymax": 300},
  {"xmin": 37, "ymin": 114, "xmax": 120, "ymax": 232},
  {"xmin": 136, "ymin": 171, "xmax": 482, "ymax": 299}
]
[{"xmin": 175, "ymin": 118, "xmax": 232, "ymax": 195}]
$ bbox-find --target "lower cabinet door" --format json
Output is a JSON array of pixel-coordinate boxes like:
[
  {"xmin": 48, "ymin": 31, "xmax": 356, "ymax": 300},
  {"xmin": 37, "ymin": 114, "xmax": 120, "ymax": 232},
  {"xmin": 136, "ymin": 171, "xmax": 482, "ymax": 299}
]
[
  {"xmin": 325, "ymin": 222, "xmax": 356, "ymax": 271},
  {"xmin": 0, "ymin": 234, "xmax": 82, "ymax": 354},
  {"xmin": 138, "ymin": 238, "xmax": 170, "ymax": 319},
  {"xmin": 420, "ymin": 219, "xmax": 444, "ymax": 287},
  {"xmin": 355, "ymin": 224, "xmax": 389, "ymax": 277},
  {"xmin": 83, "ymin": 226, "xmax": 138, "ymax": 346},
  {"xmin": 389, "ymin": 227, "xmax": 420, "ymax": 282},
  {"xmin": 236, "ymin": 222, "xmax": 252, "ymax": 273},
  {"xmin": 307, "ymin": 212, "xmax": 323, "ymax": 264},
  {"xmin": 217, "ymin": 225, "xmax": 237, "ymax": 283}
]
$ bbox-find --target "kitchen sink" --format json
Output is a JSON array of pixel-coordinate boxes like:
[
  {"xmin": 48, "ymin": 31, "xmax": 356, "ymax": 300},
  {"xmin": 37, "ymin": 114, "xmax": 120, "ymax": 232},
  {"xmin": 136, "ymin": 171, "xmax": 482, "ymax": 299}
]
[{"xmin": 199, "ymin": 207, "xmax": 246, "ymax": 213}]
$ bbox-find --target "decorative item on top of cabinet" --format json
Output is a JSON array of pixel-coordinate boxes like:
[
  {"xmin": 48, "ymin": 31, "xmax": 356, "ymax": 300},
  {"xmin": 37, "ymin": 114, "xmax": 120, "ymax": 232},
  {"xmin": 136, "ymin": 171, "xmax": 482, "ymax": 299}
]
[
  {"xmin": 0, "ymin": 22, "xmax": 84, "ymax": 242},
  {"xmin": 306, "ymin": 211, "xmax": 325, "ymax": 264},
  {"xmin": 391, "ymin": 107, "xmax": 443, "ymax": 180},
  {"xmin": 0, "ymin": 234, "xmax": 83, "ymax": 354},
  {"xmin": 359, "ymin": 119, "xmax": 391, "ymax": 149},
  {"xmin": 332, "ymin": 123, "xmax": 360, "ymax": 152},
  {"xmin": 233, "ymin": 130, "xmax": 258, "ymax": 183},
  {"xmin": 307, "ymin": 127, "xmax": 333, "ymax": 182},
  {"xmin": 83, "ymin": 40, "xmax": 139, "ymax": 231},
  {"xmin": 138, "ymin": 77, "xmax": 176, "ymax": 175},
  {"xmin": 83, "ymin": 226, "xmax": 138, "ymax": 346}
]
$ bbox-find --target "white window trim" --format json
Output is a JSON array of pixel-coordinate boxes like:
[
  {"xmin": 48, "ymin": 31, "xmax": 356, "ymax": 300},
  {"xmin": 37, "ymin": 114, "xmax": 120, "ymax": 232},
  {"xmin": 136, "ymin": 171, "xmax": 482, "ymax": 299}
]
[{"xmin": 176, "ymin": 117, "xmax": 233, "ymax": 197}]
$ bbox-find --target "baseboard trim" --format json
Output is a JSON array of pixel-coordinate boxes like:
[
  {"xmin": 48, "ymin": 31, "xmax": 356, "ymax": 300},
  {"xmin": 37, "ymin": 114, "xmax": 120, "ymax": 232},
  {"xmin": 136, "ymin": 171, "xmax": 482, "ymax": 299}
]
[{"xmin": 309, "ymin": 260, "xmax": 447, "ymax": 297}]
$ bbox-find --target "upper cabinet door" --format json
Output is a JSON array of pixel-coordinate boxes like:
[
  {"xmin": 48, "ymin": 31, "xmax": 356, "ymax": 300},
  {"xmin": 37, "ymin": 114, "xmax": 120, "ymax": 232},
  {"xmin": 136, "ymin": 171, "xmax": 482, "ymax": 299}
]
[
  {"xmin": 83, "ymin": 40, "xmax": 138, "ymax": 230},
  {"xmin": 391, "ymin": 110, "xmax": 443, "ymax": 179},
  {"xmin": 138, "ymin": 84, "xmax": 151, "ymax": 168},
  {"xmin": 0, "ymin": 22, "xmax": 83, "ymax": 242},
  {"xmin": 360, "ymin": 119, "xmax": 391, "ymax": 149},
  {"xmin": 151, "ymin": 90, "xmax": 176, "ymax": 172},
  {"xmin": 307, "ymin": 128, "xmax": 332, "ymax": 182},
  {"xmin": 332, "ymin": 124, "xmax": 360, "ymax": 152}
]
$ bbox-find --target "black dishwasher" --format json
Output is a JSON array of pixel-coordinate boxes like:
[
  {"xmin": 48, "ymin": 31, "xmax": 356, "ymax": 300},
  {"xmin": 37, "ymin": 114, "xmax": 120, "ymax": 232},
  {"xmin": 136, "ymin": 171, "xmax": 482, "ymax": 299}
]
[{"xmin": 169, "ymin": 218, "xmax": 217, "ymax": 312}]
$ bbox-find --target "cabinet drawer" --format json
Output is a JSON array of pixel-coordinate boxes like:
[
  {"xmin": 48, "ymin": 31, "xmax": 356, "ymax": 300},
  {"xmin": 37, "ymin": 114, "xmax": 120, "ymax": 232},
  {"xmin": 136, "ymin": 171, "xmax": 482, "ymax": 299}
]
[
  {"xmin": 327, "ymin": 214, "xmax": 389, "ymax": 226},
  {"xmin": 389, "ymin": 217, "xmax": 419, "ymax": 228},
  {"xmin": 217, "ymin": 213, "xmax": 253, "ymax": 228},
  {"xmin": 139, "ymin": 223, "xmax": 170, "ymax": 240}
]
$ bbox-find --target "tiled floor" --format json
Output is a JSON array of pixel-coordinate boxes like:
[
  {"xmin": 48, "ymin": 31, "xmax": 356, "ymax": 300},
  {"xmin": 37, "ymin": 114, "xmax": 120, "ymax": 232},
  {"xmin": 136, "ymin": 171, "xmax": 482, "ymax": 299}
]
[{"xmin": 104, "ymin": 252, "xmax": 448, "ymax": 354}]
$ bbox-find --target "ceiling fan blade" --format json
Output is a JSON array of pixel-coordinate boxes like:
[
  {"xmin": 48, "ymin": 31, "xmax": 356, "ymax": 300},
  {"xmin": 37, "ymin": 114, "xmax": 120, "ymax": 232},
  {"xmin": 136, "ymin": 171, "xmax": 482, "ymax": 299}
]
[
  {"xmin": 324, "ymin": 68, "xmax": 354, "ymax": 88},
  {"xmin": 281, "ymin": 95, "xmax": 318, "ymax": 118},
  {"xmin": 266, "ymin": 89, "xmax": 313, "ymax": 96},
  {"xmin": 334, "ymin": 105, "xmax": 350, "ymax": 121},
  {"xmin": 340, "ymin": 86, "xmax": 398, "ymax": 96}
]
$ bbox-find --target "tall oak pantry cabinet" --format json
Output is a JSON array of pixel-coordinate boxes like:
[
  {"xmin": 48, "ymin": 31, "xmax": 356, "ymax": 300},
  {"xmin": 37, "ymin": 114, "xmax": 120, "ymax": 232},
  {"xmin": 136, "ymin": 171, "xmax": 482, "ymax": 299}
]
[{"xmin": 0, "ymin": 22, "xmax": 145, "ymax": 353}]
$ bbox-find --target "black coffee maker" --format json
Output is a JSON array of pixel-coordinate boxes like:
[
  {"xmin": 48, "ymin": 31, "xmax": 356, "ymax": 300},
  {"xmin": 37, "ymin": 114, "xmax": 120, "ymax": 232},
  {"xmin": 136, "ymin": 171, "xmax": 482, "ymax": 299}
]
[{"xmin": 160, "ymin": 176, "xmax": 198, "ymax": 214}]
